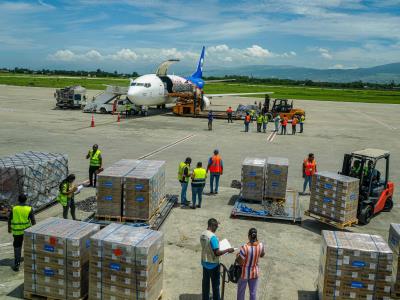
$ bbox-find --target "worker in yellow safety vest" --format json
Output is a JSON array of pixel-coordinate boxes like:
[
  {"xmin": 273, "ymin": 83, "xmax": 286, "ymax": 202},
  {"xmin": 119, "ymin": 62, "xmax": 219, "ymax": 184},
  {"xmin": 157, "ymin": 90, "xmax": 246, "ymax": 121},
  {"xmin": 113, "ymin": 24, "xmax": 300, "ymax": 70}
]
[
  {"xmin": 256, "ymin": 114, "xmax": 263, "ymax": 132},
  {"xmin": 191, "ymin": 162, "xmax": 207, "ymax": 209},
  {"xmin": 57, "ymin": 174, "xmax": 78, "ymax": 220},
  {"xmin": 8, "ymin": 194, "xmax": 36, "ymax": 271},
  {"xmin": 125, "ymin": 102, "xmax": 132, "ymax": 118},
  {"xmin": 178, "ymin": 157, "xmax": 192, "ymax": 207},
  {"xmin": 86, "ymin": 144, "xmax": 102, "ymax": 187}
]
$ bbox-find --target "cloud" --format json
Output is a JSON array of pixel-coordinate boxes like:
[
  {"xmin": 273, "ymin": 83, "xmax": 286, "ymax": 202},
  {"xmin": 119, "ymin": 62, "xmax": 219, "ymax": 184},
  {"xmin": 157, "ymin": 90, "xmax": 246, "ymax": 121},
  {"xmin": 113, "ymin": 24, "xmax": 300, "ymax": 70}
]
[
  {"xmin": 0, "ymin": 1, "xmax": 55, "ymax": 12},
  {"xmin": 49, "ymin": 50, "xmax": 76, "ymax": 61},
  {"xmin": 110, "ymin": 49, "xmax": 138, "ymax": 61},
  {"xmin": 245, "ymin": 45, "xmax": 273, "ymax": 58},
  {"xmin": 318, "ymin": 48, "xmax": 333, "ymax": 59},
  {"xmin": 109, "ymin": 20, "xmax": 185, "ymax": 32}
]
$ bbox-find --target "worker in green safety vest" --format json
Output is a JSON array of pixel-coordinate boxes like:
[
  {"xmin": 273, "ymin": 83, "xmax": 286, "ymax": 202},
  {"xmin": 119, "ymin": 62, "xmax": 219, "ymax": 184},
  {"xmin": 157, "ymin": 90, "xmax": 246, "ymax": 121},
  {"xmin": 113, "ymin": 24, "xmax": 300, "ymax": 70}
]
[
  {"xmin": 191, "ymin": 162, "xmax": 207, "ymax": 209},
  {"xmin": 57, "ymin": 174, "xmax": 78, "ymax": 220},
  {"xmin": 86, "ymin": 144, "xmax": 102, "ymax": 187},
  {"xmin": 125, "ymin": 102, "xmax": 132, "ymax": 118},
  {"xmin": 256, "ymin": 114, "xmax": 263, "ymax": 132},
  {"xmin": 178, "ymin": 157, "xmax": 192, "ymax": 207},
  {"xmin": 8, "ymin": 194, "xmax": 36, "ymax": 271}
]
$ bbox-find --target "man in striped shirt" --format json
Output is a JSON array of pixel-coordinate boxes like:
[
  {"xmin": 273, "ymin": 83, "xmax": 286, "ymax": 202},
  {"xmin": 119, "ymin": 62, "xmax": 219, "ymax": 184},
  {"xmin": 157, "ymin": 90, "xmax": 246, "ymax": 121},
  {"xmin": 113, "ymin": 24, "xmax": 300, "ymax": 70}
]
[{"xmin": 236, "ymin": 228, "xmax": 265, "ymax": 300}]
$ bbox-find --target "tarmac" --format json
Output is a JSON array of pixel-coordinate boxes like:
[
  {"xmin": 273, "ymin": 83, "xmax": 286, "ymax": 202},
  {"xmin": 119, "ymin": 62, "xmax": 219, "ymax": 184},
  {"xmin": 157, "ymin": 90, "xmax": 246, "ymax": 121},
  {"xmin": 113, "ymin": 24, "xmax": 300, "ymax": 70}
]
[{"xmin": 0, "ymin": 84, "xmax": 399, "ymax": 300}]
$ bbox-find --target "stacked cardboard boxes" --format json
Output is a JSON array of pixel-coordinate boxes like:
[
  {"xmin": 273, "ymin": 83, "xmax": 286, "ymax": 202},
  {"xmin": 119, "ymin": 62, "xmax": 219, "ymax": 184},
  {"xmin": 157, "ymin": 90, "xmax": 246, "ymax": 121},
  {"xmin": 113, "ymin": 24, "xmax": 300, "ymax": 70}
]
[
  {"xmin": 389, "ymin": 223, "xmax": 400, "ymax": 296},
  {"xmin": 241, "ymin": 158, "xmax": 266, "ymax": 201},
  {"xmin": 0, "ymin": 151, "xmax": 68, "ymax": 211},
  {"xmin": 24, "ymin": 217, "xmax": 99, "ymax": 299},
  {"xmin": 97, "ymin": 160, "xmax": 140, "ymax": 218},
  {"xmin": 265, "ymin": 157, "xmax": 289, "ymax": 199},
  {"xmin": 318, "ymin": 230, "xmax": 393, "ymax": 300},
  {"xmin": 124, "ymin": 160, "xmax": 166, "ymax": 220},
  {"xmin": 309, "ymin": 171, "xmax": 359, "ymax": 224},
  {"xmin": 89, "ymin": 223, "xmax": 164, "ymax": 300}
]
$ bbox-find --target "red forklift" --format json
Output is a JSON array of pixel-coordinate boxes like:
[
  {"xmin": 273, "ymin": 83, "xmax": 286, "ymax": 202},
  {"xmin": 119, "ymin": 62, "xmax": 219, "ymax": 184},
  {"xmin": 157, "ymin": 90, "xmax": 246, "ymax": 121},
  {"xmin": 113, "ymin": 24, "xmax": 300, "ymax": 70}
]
[{"xmin": 341, "ymin": 149, "xmax": 394, "ymax": 224}]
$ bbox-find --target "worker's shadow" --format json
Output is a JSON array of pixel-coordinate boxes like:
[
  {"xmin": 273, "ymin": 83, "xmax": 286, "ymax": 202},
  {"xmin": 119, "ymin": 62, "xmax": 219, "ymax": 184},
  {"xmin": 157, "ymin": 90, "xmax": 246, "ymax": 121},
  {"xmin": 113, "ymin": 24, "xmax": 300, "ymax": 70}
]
[
  {"xmin": 0, "ymin": 258, "xmax": 14, "ymax": 267},
  {"xmin": 298, "ymin": 290, "xmax": 318, "ymax": 300},
  {"xmin": 7, "ymin": 283, "xmax": 23, "ymax": 298},
  {"xmin": 179, "ymin": 294, "xmax": 202, "ymax": 300}
]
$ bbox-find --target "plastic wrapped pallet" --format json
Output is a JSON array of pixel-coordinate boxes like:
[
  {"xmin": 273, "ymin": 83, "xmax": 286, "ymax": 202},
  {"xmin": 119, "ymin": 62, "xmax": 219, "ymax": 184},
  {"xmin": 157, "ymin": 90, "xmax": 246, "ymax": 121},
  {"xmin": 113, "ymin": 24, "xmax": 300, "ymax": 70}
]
[
  {"xmin": 265, "ymin": 157, "xmax": 289, "ymax": 199},
  {"xmin": 89, "ymin": 223, "xmax": 163, "ymax": 300},
  {"xmin": 0, "ymin": 151, "xmax": 68, "ymax": 211},
  {"xmin": 389, "ymin": 223, "xmax": 400, "ymax": 296},
  {"xmin": 318, "ymin": 230, "xmax": 393, "ymax": 300},
  {"xmin": 309, "ymin": 171, "xmax": 359, "ymax": 224},
  {"xmin": 241, "ymin": 158, "xmax": 266, "ymax": 201},
  {"xmin": 124, "ymin": 160, "xmax": 166, "ymax": 220},
  {"xmin": 97, "ymin": 160, "xmax": 140, "ymax": 218},
  {"xmin": 24, "ymin": 217, "xmax": 100, "ymax": 300}
]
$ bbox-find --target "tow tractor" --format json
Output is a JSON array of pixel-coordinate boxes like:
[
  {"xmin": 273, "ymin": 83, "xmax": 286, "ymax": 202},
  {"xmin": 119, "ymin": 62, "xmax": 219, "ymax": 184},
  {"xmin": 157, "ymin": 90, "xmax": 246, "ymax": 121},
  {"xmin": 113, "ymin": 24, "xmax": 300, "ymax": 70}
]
[
  {"xmin": 341, "ymin": 148, "xmax": 394, "ymax": 224},
  {"xmin": 264, "ymin": 97, "xmax": 305, "ymax": 121}
]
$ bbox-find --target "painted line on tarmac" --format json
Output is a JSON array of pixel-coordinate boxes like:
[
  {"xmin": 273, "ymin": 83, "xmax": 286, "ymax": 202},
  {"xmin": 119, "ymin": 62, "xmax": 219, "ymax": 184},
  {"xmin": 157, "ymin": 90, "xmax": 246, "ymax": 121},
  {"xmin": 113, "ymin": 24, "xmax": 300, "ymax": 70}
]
[
  {"xmin": 267, "ymin": 131, "xmax": 277, "ymax": 142},
  {"xmin": 0, "ymin": 242, "xmax": 12, "ymax": 247},
  {"xmin": 137, "ymin": 134, "xmax": 196, "ymax": 160},
  {"xmin": 351, "ymin": 109, "xmax": 397, "ymax": 130}
]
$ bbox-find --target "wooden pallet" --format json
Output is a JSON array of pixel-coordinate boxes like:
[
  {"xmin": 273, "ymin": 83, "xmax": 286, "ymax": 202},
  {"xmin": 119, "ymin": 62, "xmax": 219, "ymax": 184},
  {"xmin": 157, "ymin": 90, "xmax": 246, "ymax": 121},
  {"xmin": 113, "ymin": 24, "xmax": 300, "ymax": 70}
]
[
  {"xmin": 304, "ymin": 210, "xmax": 358, "ymax": 229},
  {"xmin": 392, "ymin": 291, "xmax": 400, "ymax": 300},
  {"xmin": 95, "ymin": 215, "xmax": 122, "ymax": 222},
  {"xmin": 263, "ymin": 196, "xmax": 286, "ymax": 202},
  {"xmin": 24, "ymin": 291, "xmax": 87, "ymax": 300}
]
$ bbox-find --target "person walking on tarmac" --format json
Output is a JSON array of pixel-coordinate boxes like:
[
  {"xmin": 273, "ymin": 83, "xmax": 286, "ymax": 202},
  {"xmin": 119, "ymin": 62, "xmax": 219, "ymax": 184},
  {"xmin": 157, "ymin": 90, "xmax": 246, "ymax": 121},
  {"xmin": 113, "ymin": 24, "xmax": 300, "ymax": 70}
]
[
  {"xmin": 256, "ymin": 114, "xmax": 263, "ymax": 133},
  {"xmin": 178, "ymin": 157, "xmax": 192, "ymax": 207},
  {"xmin": 226, "ymin": 106, "xmax": 233, "ymax": 123},
  {"xmin": 273, "ymin": 115, "xmax": 281, "ymax": 132},
  {"xmin": 262, "ymin": 113, "xmax": 268, "ymax": 133},
  {"xmin": 8, "ymin": 194, "xmax": 36, "ymax": 271},
  {"xmin": 244, "ymin": 112, "xmax": 251, "ymax": 132},
  {"xmin": 291, "ymin": 116, "xmax": 298, "ymax": 135},
  {"xmin": 208, "ymin": 110, "xmax": 214, "ymax": 131},
  {"xmin": 191, "ymin": 162, "xmax": 207, "ymax": 209},
  {"xmin": 200, "ymin": 218, "xmax": 234, "ymax": 300},
  {"xmin": 301, "ymin": 153, "xmax": 317, "ymax": 195},
  {"xmin": 86, "ymin": 144, "xmax": 102, "ymax": 187},
  {"xmin": 280, "ymin": 116, "xmax": 288, "ymax": 135},
  {"xmin": 207, "ymin": 150, "xmax": 223, "ymax": 194},
  {"xmin": 57, "ymin": 174, "xmax": 78, "ymax": 220},
  {"xmin": 299, "ymin": 115, "xmax": 305, "ymax": 133}
]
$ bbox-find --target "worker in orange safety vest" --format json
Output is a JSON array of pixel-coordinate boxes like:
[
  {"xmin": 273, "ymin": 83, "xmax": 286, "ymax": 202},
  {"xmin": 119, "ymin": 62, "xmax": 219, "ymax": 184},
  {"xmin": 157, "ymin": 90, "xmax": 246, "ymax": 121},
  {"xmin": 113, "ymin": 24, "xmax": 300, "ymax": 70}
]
[
  {"xmin": 244, "ymin": 113, "xmax": 251, "ymax": 132},
  {"xmin": 207, "ymin": 149, "xmax": 223, "ymax": 194},
  {"xmin": 226, "ymin": 107, "xmax": 233, "ymax": 123},
  {"xmin": 301, "ymin": 153, "xmax": 317, "ymax": 195}
]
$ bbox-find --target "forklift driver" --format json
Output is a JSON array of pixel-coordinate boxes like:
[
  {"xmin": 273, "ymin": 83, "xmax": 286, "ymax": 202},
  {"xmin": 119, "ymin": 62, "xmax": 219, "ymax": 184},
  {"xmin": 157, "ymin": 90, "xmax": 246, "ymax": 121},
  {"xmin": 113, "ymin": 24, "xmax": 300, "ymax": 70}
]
[{"xmin": 350, "ymin": 160, "xmax": 362, "ymax": 178}]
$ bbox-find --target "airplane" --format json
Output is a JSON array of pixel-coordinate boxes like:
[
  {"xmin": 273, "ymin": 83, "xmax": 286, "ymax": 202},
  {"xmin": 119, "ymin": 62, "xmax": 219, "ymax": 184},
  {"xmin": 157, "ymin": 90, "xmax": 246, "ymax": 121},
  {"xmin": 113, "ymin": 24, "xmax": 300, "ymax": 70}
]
[{"xmin": 126, "ymin": 46, "xmax": 273, "ymax": 114}]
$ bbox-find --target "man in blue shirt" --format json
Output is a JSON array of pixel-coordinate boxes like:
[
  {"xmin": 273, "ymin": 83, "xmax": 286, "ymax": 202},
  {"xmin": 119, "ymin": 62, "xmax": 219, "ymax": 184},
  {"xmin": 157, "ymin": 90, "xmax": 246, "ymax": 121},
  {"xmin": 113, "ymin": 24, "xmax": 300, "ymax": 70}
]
[
  {"xmin": 200, "ymin": 218, "xmax": 234, "ymax": 300},
  {"xmin": 208, "ymin": 110, "xmax": 214, "ymax": 131}
]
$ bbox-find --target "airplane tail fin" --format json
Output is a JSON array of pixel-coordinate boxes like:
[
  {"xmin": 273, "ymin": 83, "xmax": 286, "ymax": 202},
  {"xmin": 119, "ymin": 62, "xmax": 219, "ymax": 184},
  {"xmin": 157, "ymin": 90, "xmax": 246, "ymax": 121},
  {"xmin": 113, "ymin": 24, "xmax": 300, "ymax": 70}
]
[{"xmin": 191, "ymin": 46, "xmax": 205, "ymax": 79}]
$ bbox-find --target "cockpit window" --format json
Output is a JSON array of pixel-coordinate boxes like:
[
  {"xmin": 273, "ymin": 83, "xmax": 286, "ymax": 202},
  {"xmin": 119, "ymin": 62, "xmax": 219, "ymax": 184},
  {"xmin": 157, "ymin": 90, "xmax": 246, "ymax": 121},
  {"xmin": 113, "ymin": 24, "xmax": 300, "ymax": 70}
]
[
  {"xmin": 145, "ymin": 83, "xmax": 151, "ymax": 88},
  {"xmin": 130, "ymin": 82, "xmax": 150, "ymax": 87}
]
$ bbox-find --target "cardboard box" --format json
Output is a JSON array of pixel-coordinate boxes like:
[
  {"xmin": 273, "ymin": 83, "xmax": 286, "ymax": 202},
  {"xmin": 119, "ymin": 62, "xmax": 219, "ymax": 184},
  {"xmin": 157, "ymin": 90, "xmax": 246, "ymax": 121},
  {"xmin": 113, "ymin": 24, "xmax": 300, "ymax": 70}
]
[
  {"xmin": 389, "ymin": 223, "xmax": 400, "ymax": 295},
  {"xmin": 265, "ymin": 157, "xmax": 289, "ymax": 199},
  {"xmin": 24, "ymin": 217, "xmax": 100, "ymax": 299},
  {"xmin": 318, "ymin": 231, "xmax": 393, "ymax": 300},
  {"xmin": 241, "ymin": 158, "xmax": 266, "ymax": 201},
  {"xmin": 89, "ymin": 223, "xmax": 163, "ymax": 300},
  {"xmin": 310, "ymin": 171, "xmax": 359, "ymax": 223},
  {"xmin": 0, "ymin": 152, "xmax": 68, "ymax": 211}
]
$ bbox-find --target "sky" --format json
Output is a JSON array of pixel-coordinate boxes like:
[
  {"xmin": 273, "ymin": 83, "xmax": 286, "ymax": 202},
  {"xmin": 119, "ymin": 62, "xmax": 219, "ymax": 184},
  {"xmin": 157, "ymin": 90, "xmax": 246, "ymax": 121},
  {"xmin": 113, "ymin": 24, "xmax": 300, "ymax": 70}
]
[{"xmin": 0, "ymin": 0, "xmax": 400, "ymax": 74}]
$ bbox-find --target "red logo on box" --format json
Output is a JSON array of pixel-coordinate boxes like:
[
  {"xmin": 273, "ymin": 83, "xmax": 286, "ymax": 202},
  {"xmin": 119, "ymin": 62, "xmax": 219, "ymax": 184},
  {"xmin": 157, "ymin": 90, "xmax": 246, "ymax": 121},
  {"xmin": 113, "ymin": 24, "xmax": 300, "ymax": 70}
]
[
  {"xmin": 113, "ymin": 249, "xmax": 123, "ymax": 256},
  {"xmin": 49, "ymin": 236, "xmax": 57, "ymax": 245}
]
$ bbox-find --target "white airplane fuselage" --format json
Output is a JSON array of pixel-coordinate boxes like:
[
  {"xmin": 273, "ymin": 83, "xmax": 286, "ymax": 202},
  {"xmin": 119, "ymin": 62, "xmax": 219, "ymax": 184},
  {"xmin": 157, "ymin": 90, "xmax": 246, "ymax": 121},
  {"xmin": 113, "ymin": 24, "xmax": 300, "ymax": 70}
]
[{"xmin": 127, "ymin": 74, "xmax": 191, "ymax": 106}]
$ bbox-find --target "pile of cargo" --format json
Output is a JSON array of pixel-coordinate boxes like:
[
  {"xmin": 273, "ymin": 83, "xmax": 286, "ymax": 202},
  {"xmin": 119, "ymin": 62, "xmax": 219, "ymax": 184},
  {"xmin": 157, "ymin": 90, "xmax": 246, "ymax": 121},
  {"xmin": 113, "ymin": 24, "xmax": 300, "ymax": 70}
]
[
  {"xmin": 97, "ymin": 159, "xmax": 166, "ymax": 221},
  {"xmin": 318, "ymin": 230, "xmax": 393, "ymax": 300},
  {"xmin": 389, "ymin": 223, "xmax": 400, "ymax": 297},
  {"xmin": 0, "ymin": 151, "xmax": 68, "ymax": 212},
  {"xmin": 89, "ymin": 223, "xmax": 164, "ymax": 300},
  {"xmin": 309, "ymin": 171, "xmax": 359, "ymax": 224},
  {"xmin": 24, "ymin": 218, "xmax": 100, "ymax": 299},
  {"xmin": 240, "ymin": 157, "xmax": 289, "ymax": 201}
]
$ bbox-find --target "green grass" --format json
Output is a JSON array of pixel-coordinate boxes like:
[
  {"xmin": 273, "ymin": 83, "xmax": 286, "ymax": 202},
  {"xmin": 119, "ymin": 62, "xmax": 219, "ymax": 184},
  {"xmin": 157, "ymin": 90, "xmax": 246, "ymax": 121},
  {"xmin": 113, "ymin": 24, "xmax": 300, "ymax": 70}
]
[{"xmin": 0, "ymin": 74, "xmax": 399, "ymax": 104}]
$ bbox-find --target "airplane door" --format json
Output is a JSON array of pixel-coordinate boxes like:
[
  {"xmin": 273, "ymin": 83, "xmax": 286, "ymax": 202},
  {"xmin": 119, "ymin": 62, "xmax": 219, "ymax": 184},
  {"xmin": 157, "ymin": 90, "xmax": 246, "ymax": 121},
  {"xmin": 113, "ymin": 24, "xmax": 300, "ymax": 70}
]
[{"xmin": 159, "ymin": 83, "xmax": 164, "ymax": 96}]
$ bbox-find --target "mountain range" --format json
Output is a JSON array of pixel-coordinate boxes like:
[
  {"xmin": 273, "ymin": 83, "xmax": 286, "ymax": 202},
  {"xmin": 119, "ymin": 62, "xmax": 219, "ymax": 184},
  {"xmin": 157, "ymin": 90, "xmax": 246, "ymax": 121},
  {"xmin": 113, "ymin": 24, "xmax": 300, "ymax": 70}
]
[{"xmin": 203, "ymin": 62, "xmax": 400, "ymax": 84}]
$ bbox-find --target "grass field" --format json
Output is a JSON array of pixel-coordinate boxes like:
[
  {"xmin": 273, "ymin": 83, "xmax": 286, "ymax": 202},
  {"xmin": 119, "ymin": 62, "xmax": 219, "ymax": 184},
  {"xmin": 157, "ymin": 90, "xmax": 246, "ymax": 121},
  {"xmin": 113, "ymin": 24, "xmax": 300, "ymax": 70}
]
[{"xmin": 1, "ymin": 74, "xmax": 399, "ymax": 103}]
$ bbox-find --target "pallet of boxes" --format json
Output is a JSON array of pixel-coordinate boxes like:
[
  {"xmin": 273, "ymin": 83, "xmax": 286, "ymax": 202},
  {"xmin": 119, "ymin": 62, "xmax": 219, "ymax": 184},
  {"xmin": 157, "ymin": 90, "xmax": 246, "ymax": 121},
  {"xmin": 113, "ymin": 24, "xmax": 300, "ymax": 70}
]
[
  {"xmin": 389, "ymin": 223, "xmax": 400, "ymax": 299},
  {"xmin": 318, "ymin": 230, "xmax": 393, "ymax": 300},
  {"xmin": 96, "ymin": 159, "xmax": 166, "ymax": 224},
  {"xmin": 24, "ymin": 217, "xmax": 100, "ymax": 300},
  {"xmin": 232, "ymin": 157, "xmax": 301, "ymax": 222},
  {"xmin": 306, "ymin": 171, "xmax": 359, "ymax": 229}
]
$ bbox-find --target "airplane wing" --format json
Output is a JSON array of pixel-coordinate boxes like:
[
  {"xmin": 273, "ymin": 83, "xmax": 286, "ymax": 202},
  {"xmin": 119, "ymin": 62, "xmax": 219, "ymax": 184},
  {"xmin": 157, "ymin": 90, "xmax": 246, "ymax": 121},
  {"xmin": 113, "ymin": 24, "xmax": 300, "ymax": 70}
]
[
  {"xmin": 156, "ymin": 59, "xmax": 180, "ymax": 76},
  {"xmin": 205, "ymin": 92, "xmax": 274, "ymax": 97}
]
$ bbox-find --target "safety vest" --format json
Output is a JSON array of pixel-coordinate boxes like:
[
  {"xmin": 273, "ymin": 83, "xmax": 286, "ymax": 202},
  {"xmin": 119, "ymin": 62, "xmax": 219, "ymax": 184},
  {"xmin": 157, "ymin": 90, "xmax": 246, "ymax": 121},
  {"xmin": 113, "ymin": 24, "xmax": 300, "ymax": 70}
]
[
  {"xmin": 178, "ymin": 162, "xmax": 190, "ymax": 183},
  {"xmin": 300, "ymin": 115, "xmax": 305, "ymax": 123},
  {"xmin": 125, "ymin": 103, "xmax": 131, "ymax": 110},
  {"xmin": 209, "ymin": 155, "xmax": 222, "ymax": 173},
  {"xmin": 57, "ymin": 181, "xmax": 70, "ymax": 207},
  {"xmin": 227, "ymin": 108, "xmax": 233, "ymax": 114},
  {"xmin": 304, "ymin": 159, "xmax": 316, "ymax": 176},
  {"xmin": 192, "ymin": 168, "xmax": 207, "ymax": 186},
  {"xmin": 11, "ymin": 205, "xmax": 32, "ymax": 236},
  {"xmin": 282, "ymin": 118, "xmax": 288, "ymax": 126},
  {"xmin": 256, "ymin": 115, "xmax": 263, "ymax": 124},
  {"xmin": 245, "ymin": 115, "xmax": 251, "ymax": 123},
  {"xmin": 292, "ymin": 118, "xmax": 298, "ymax": 125},
  {"xmin": 250, "ymin": 110, "xmax": 254, "ymax": 117},
  {"xmin": 200, "ymin": 230, "xmax": 219, "ymax": 265},
  {"xmin": 262, "ymin": 115, "xmax": 268, "ymax": 123},
  {"xmin": 89, "ymin": 149, "xmax": 101, "ymax": 167},
  {"xmin": 351, "ymin": 165, "xmax": 361, "ymax": 176}
]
